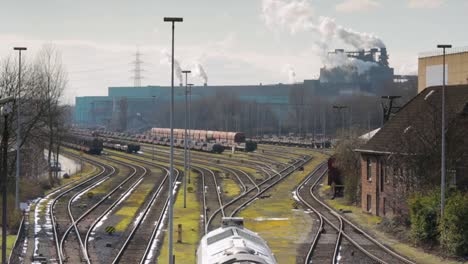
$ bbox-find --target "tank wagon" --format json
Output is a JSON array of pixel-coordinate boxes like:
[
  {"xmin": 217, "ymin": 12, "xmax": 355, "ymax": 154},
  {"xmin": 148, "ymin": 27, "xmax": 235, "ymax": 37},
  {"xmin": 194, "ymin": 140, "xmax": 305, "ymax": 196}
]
[
  {"xmin": 62, "ymin": 134, "xmax": 103, "ymax": 155},
  {"xmin": 197, "ymin": 217, "xmax": 277, "ymax": 264}
]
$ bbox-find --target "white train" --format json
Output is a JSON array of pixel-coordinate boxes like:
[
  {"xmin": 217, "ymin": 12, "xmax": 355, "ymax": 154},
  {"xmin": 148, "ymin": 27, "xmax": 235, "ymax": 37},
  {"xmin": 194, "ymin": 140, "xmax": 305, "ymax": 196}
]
[{"xmin": 197, "ymin": 218, "xmax": 277, "ymax": 264}]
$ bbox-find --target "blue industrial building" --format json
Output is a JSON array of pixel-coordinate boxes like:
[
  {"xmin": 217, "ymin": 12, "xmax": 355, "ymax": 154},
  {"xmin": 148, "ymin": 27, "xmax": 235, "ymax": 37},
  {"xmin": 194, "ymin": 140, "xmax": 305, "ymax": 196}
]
[{"xmin": 75, "ymin": 83, "xmax": 299, "ymax": 129}]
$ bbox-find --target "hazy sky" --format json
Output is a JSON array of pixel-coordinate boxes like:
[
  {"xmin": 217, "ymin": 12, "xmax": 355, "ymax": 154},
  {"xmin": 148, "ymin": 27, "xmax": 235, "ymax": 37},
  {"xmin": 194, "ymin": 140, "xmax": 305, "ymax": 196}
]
[{"xmin": 0, "ymin": 0, "xmax": 466, "ymax": 103}]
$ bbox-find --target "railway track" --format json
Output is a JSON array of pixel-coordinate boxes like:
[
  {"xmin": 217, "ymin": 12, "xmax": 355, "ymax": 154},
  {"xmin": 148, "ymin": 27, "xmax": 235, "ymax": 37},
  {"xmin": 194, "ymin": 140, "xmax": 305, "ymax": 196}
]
[
  {"xmin": 206, "ymin": 155, "xmax": 311, "ymax": 232},
  {"xmin": 94, "ymin": 151, "xmax": 187, "ymax": 263},
  {"xmin": 31, "ymin": 154, "xmax": 104, "ymax": 263},
  {"xmin": 296, "ymin": 163, "xmax": 415, "ymax": 264}
]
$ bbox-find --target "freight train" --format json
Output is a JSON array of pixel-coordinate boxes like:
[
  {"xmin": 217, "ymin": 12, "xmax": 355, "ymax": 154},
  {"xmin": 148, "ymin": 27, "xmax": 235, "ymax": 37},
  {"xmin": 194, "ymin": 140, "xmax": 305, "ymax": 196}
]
[
  {"xmin": 72, "ymin": 129, "xmax": 226, "ymax": 154},
  {"xmin": 150, "ymin": 128, "xmax": 257, "ymax": 152},
  {"xmin": 62, "ymin": 134, "xmax": 103, "ymax": 155},
  {"xmin": 197, "ymin": 217, "xmax": 277, "ymax": 264}
]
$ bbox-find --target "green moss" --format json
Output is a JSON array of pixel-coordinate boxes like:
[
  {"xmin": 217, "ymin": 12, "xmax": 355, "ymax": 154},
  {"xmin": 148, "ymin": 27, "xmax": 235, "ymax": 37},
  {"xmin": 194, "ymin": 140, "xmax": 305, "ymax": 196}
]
[
  {"xmin": 158, "ymin": 172, "xmax": 201, "ymax": 263},
  {"xmin": 0, "ymin": 235, "xmax": 17, "ymax": 259},
  {"xmin": 114, "ymin": 181, "xmax": 157, "ymax": 231},
  {"xmin": 238, "ymin": 151, "xmax": 328, "ymax": 263},
  {"xmin": 222, "ymin": 177, "xmax": 241, "ymax": 198}
]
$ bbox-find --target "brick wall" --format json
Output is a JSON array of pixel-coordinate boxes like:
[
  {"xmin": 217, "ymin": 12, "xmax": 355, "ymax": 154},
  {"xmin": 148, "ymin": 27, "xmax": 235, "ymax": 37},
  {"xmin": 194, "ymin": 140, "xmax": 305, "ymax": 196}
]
[{"xmin": 360, "ymin": 153, "xmax": 392, "ymax": 216}]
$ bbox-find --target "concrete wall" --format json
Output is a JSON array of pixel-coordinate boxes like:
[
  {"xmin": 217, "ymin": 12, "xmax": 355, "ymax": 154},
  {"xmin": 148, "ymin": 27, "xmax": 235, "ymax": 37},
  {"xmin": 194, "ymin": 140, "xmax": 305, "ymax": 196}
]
[{"xmin": 419, "ymin": 51, "xmax": 468, "ymax": 92}]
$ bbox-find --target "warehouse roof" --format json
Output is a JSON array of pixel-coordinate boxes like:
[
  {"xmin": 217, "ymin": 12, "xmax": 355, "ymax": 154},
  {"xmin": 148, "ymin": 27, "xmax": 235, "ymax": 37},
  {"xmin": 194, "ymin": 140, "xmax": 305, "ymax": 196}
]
[
  {"xmin": 419, "ymin": 46, "xmax": 468, "ymax": 59},
  {"xmin": 356, "ymin": 85, "xmax": 468, "ymax": 154}
]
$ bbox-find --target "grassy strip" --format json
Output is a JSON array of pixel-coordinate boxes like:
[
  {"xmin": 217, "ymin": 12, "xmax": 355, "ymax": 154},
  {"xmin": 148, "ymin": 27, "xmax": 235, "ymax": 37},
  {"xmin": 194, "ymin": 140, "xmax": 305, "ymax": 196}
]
[
  {"xmin": 238, "ymin": 151, "xmax": 328, "ymax": 263},
  {"xmin": 158, "ymin": 171, "xmax": 201, "ymax": 263},
  {"xmin": 114, "ymin": 179, "xmax": 156, "ymax": 232},
  {"xmin": 319, "ymin": 181, "xmax": 464, "ymax": 264},
  {"xmin": 221, "ymin": 176, "xmax": 242, "ymax": 198},
  {"xmin": 0, "ymin": 235, "xmax": 17, "ymax": 259}
]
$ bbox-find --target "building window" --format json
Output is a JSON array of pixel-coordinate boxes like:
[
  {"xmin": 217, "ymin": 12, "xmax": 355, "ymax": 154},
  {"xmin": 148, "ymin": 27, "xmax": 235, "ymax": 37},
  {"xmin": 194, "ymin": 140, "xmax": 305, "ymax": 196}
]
[
  {"xmin": 367, "ymin": 195, "xmax": 372, "ymax": 212},
  {"xmin": 367, "ymin": 158, "xmax": 372, "ymax": 181}
]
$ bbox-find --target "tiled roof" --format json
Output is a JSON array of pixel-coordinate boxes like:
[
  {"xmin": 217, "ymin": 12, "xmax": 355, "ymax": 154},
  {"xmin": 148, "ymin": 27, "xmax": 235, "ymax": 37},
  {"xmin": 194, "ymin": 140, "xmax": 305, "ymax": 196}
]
[{"xmin": 357, "ymin": 85, "xmax": 468, "ymax": 154}]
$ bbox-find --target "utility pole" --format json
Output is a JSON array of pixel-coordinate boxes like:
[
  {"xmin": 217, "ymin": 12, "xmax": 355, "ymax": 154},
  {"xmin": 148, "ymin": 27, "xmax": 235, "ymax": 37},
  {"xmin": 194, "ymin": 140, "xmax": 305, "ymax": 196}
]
[
  {"xmin": 152, "ymin": 96, "xmax": 156, "ymax": 161},
  {"xmin": 187, "ymin": 83, "xmax": 193, "ymax": 184},
  {"xmin": 1, "ymin": 96, "xmax": 14, "ymax": 264},
  {"xmin": 437, "ymin": 44, "xmax": 451, "ymax": 216},
  {"xmin": 333, "ymin": 105, "xmax": 347, "ymax": 138},
  {"xmin": 13, "ymin": 47, "xmax": 26, "ymax": 210},
  {"xmin": 182, "ymin": 70, "xmax": 191, "ymax": 209},
  {"xmin": 381, "ymin": 95, "xmax": 401, "ymax": 123},
  {"xmin": 163, "ymin": 17, "xmax": 183, "ymax": 264}
]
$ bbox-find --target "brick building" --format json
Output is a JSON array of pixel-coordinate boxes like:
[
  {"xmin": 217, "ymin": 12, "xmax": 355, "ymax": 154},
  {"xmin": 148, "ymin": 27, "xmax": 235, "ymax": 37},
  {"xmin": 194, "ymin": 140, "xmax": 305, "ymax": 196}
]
[{"xmin": 356, "ymin": 85, "xmax": 468, "ymax": 216}]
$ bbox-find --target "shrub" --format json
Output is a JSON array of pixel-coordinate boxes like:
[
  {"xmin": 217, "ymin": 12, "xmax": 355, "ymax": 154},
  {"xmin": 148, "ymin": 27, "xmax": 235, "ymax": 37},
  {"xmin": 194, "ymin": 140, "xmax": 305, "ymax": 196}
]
[
  {"xmin": 408, "ymin": 191, "xmax": 440, "ymax": 246},
  {"xmin": 187, "ymin": 186, "xmax": 194, "ymax": 193},
  {"xmin": 439, "ymin": 191, "xmax": 468, "ymax": 256}
]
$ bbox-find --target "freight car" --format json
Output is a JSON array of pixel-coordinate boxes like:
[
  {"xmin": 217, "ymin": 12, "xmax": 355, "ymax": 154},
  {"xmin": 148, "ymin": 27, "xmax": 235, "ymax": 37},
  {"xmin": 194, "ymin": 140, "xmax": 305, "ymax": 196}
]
[
  {"xmin": 63, "ymin": 134, "xmax": 103, "ymax": 155},
  {"xmin": 197, "ymin": 217, "xmax": 277, "ymax": 264},
  {"xmin": 102, "ymin": 140, "xmax": 140, "ymax": 153},
  {"xmin": 150, "ymin": 128, "xmax": 256, "ymax": 152}
]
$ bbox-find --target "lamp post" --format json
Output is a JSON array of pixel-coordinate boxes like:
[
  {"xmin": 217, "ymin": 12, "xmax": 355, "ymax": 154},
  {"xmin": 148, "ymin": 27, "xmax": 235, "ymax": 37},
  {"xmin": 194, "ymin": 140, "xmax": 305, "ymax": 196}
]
[
  {"xmin": 437, "ymin": 44, "xmax": 451, "ymax": 216},
  {"xmin": 1, "ymin": 96, "xmax": 15, "ymax": 264},
  {"xmin": 13, "ymin": 47, "xmax": 26, "ymax": 210},
  {"xmin": 187, "ymin": 83, "xmax": 193, "ymax": 184},
  {"xmin": 163, "ymin": 16, "xmax": 183, "ymax": 264},
  {"xmin": 182, "ymin": 70, "xmax": 191, "ymax": 209},
  {"xmin": 152, "ymin": 95, "xmax": 157, "ymax": 161},
  {"xmin": 332, "ymin": 105, "xmax": 347, "ymax": 138}
]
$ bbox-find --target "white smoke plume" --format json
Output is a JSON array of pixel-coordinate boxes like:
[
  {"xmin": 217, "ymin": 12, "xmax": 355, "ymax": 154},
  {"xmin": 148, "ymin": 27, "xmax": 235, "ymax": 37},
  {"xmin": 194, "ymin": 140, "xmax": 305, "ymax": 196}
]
[
  {"xmin": 261, "ymin": 0, "xmax": 385, "ymax": 49},
  {"xmin": 283, "ymin": 64, "xmax": 296, "ymax": 83},
  {"xmin": 261, "ymin": 0, "xmax": 385, "ymax": 75},
  {"xmin": 323, "ymin": 52, "xmax": 377, "ymax": 75},
  {"xmin": 261, "ymin": 0, "xmax": 315, "ymax": 34},
  {"xmin": 192, "ymin": 62, "xmax": 208, "ymax": 84},
  {"xmin": 160, "ymin": 49, "xmax": 183, "ymax": 85}
]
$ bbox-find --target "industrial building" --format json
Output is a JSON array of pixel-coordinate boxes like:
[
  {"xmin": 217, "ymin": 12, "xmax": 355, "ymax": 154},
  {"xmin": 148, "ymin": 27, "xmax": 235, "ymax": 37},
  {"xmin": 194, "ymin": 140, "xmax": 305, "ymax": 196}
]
[
  {"xmin": 418, "ymin": 46, "xmax": 468, "ymax": 92},
  {"xmin": 356, "ymin": 85, "xmax": 468, "ymax": 216},
  {"xmin": 75, "ymin": 47, "xmax": 415, "ymax": 130}
]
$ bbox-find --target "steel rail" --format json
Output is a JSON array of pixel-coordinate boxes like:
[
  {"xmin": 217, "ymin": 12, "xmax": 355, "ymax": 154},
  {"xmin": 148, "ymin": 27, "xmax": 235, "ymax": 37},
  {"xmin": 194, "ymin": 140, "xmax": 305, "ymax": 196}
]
[{"xmin": 49, "ymin": 152, "xmax": 110, "ymax": 264}]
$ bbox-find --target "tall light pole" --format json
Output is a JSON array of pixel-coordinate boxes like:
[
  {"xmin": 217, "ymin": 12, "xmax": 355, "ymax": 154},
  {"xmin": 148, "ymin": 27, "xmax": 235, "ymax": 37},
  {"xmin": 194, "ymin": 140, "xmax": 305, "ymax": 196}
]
[
  {"xmin": 152, "ymin": 95, "xmax": 157, "ymax": 161},
  {"xmin": 333, "ymin": 105, "xmax": 347, "ymax": 138},
  {"xmin": 1, "ymin": 96, "xmax": 14, "ymax": 264},
  {"xmin": 163, "ymin": 16, "xmax": 183, "ymax": 264},
  {"xmin": 182, "ymin": 70, "xmax": 191, "ymax": 209},
  {"xmin": 13, "ymin": 47, "xmax": 26, "ymax": 210},
  {"xmin": 187, "ymin": 83, "xmax": 193, "ymax": 184},
  {"xmin": 437, "ymin": 44, "xmax": 451, "ymax": 216}
]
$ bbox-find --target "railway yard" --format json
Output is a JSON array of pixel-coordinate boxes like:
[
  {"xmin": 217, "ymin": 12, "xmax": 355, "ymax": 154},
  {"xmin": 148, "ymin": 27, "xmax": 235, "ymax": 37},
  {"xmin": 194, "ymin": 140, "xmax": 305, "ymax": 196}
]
[{"xmin": 8, "ymin": 138, "xmax": 416, "ymax": 264}]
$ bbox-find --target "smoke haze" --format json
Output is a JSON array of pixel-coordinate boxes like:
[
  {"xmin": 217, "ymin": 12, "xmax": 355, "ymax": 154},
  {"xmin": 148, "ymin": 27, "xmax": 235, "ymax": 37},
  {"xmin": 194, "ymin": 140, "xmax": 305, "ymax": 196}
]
[
  {"xmin": 160, "ymin": 49, "xmax": 183, "ymax": 85},
  {"xmin": 192, "ymin": 62, "xmax": 209, "ymax": 84},
  {"xmin": 261, "ymin": 0, "xmax": 385, "ymax": 74}
]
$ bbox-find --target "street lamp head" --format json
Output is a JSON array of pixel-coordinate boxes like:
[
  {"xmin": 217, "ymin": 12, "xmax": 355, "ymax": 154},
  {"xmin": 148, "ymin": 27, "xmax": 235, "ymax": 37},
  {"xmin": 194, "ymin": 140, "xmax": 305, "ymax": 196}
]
[
  {"xmin": 13, "ymin": 47, "xmax": 27, "ymax": 51},
  {"xmin": 437, "ymin": 44, "xmax": 452, "ymax": 49},
  {"xmin": 182, "ymin": 70, "xmax": 191, "ymax": 74},
  {"xmin": 381, "ymin": 95, "xmax": 401, "ymax": 99},
  {"xmin": 333, "ymin": 105, "xmax": 347, "ymax": 109},
  {"xmin": 164, "ymin": 17, "xmax": 183, "ymax": 22}
]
